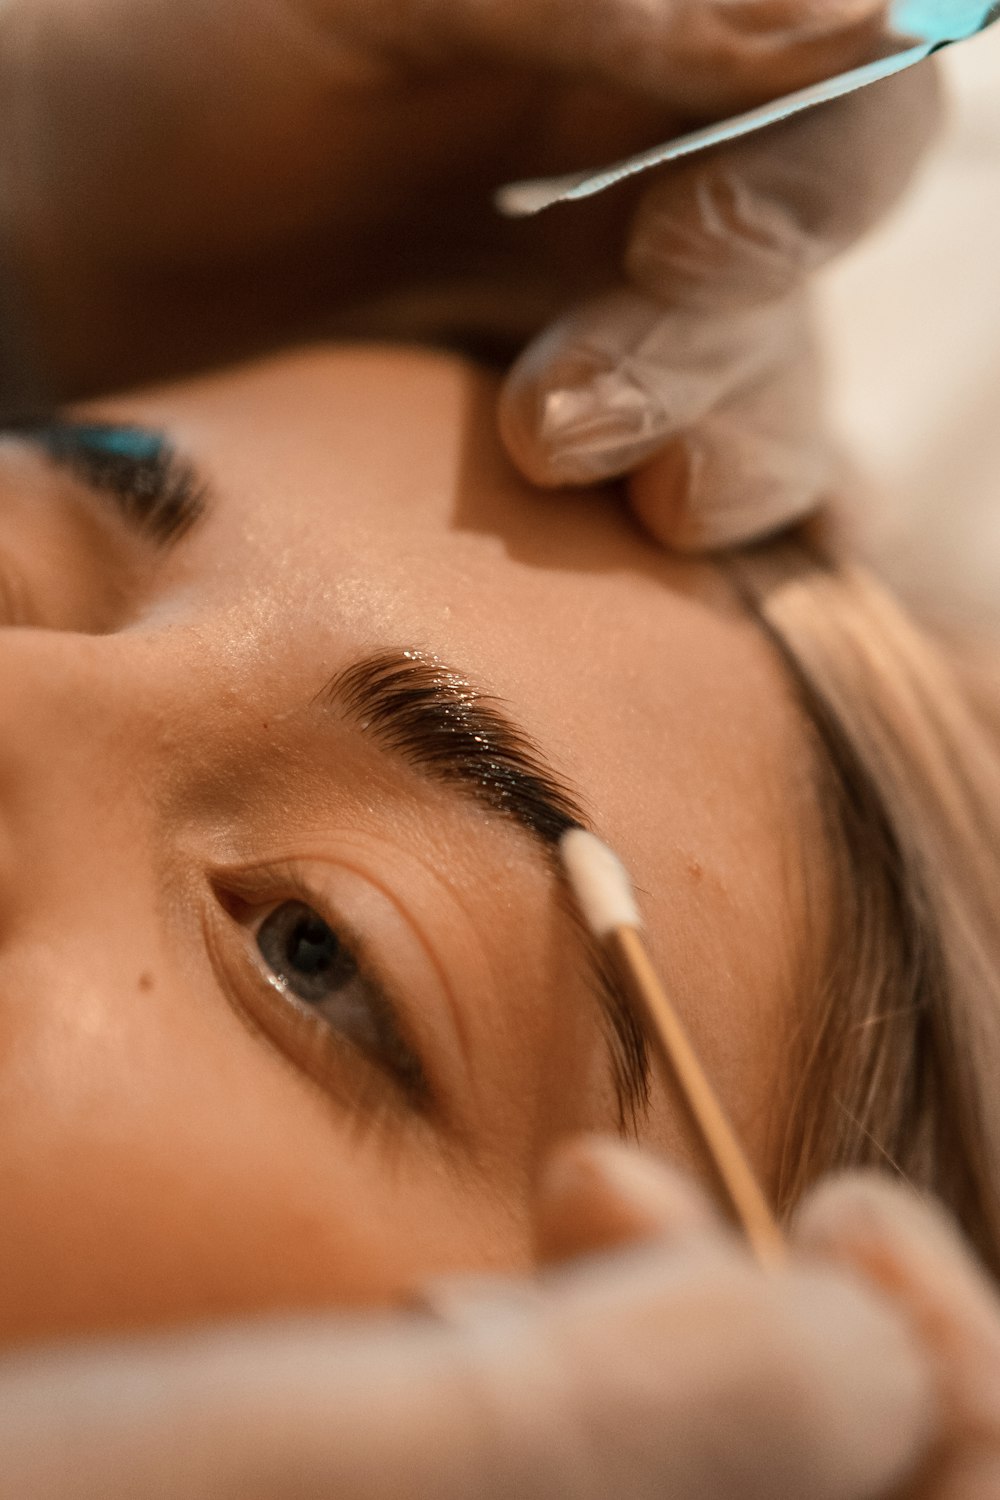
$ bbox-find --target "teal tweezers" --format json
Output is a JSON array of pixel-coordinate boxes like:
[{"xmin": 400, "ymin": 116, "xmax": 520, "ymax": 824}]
[{"xmin": 498, "ymin": 1, "xmax": 1000, "ymax": 216}]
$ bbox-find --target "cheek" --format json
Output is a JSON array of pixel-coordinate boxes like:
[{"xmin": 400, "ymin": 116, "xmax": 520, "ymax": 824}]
[{"xmin": 0, "ymin": 968, "xmax": 531, "ymax": 1346}]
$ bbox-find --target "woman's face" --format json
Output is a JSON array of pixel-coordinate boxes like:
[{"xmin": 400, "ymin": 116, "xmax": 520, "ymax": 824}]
[{"xmin": 0, "ymin": 346, "xmax": 823, "ymax": 1343}]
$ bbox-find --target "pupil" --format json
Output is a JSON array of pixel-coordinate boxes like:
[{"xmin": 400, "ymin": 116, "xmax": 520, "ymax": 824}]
[
  {"xmin": 287, "ymin": 913, "xmax": 337, "ymax": 976},
  {"xmin": 257, "ymin": 900, "xmax": 356, "ymax": 1002}
]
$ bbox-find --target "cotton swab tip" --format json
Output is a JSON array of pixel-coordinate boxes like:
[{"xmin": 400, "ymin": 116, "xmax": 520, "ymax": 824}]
[
  {"xmin": 493, "ymin": 180, "xmax": 555, "ymax": 217},
  {"xmin": 560, "ymin": 828, "xmax": 641, "ymax": 938}
]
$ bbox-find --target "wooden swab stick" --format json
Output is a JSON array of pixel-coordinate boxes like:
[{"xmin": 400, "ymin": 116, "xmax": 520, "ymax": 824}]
[{"xmin": 560, "ymin": 828, "xmax": 786, "ymax": 1268}]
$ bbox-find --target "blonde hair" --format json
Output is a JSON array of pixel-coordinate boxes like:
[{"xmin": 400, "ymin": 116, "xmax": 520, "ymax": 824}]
[{"xmin": 728, "ymin": 532, "xmax": 1000, "ymax": 1277}]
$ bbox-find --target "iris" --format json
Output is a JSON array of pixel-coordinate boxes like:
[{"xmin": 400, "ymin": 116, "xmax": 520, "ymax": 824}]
[{"xmin": 257, "ymin": 901, "xmax": 358, "ymax": 1005}]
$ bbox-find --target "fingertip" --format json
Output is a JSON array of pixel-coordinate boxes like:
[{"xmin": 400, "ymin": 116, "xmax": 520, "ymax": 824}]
[
  {"xmin": 497, "ymin": 374, "xmax": 564, "ymax": 489},
  {"xmin": 499, "ymin": 376, "xmax": 630, "ymax": 489},
  {"xmin": 499, "ymin": 340, "xmax": 616, "ymax": 488},
  {"xmin": 793, "ymin": 1171, "xmax": 1000, "ymax": 1352},
  {"xmin": 500, "ymin": 359, "xmax": 670, "ymax": 489},
  {"xmin": 535, "ymin": 1135, "xmax": 720, "ymax": 1265},
  {"xmin": 500, "ymin": 290, "xmax": 690, "ymax": 488},
  {"xmin": 628, "ymin": 429, "xmax": 827, "ymax": 553},
  {"xmin": 794, "ymin": 1170, "xmax": 971, "ymax": 1269}
]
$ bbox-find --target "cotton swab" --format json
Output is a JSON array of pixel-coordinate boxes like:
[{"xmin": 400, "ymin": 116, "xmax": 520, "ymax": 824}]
[{"xmin": 560, "ymin": 828, "xmax": 785, "ymax": 1268}]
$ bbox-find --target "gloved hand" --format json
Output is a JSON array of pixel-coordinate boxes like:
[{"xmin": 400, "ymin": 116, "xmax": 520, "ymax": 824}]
[
  {"xmin": 539, "ymin": 1137, "xmax": 1000, "ymax": 1500},
  {"xmin": 0, "ymin": 0, "xmax": 938, "ymax": 549},
  {"xmin": 500, "ymin": 62, "xmax": 942, "ymax": 549},
  {"xmin": 799, "ymin": 1173, "xmax": 1000, "ymax": 1500},
  {"xmin": 0, "ymin": 1140, "xmax": 939, "ymax": 1500}
]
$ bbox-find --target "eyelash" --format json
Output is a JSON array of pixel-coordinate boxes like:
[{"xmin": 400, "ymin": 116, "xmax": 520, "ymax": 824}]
[{"xmin": 206, "ymin": 861, "xmax": 432, "ymax": 1118}]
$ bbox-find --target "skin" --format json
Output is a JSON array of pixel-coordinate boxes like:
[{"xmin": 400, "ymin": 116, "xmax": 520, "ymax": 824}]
[{"xmin": 0, "ymin": 343, "xmax": 829, "ymax": 1345}]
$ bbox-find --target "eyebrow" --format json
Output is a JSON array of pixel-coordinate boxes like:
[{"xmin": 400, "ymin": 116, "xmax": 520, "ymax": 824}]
[
  {"xmin": 3, "ymin": 418, "xmax": 207, "ymax": 546},
  {"xmin": 321, "ymin": 649, "xmax": 651, "ymax": 1128}
]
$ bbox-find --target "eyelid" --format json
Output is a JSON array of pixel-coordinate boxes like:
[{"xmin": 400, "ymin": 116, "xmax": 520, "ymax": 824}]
[{"xmin": 204, "ymin": 859, "xmax": 439, "ymax": 1118}]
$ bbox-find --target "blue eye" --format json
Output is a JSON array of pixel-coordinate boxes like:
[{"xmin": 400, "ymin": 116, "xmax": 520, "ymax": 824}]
[
  {"xmin": 256, "ymin": 901, "xmax": 357, "ymax": 1004},
  {"xmin": 222, "ymin": 882, "xmax": 431, "ymax": 1109}
]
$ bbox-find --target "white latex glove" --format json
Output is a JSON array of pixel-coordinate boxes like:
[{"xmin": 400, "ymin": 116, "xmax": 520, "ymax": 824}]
[
  {"xmin": 500, "ymin": 61, "xmax": 943, "ymax": 549},
  {"xmin": 0, "ymin": 1141, "xmax": 937, "ymax": 1500},
  {"xmin": 0, "ymin": 0, "xmax": 936, "ymax": 550},
  {"xmin": 540, "ymin": 1140, "xmax": 1000, "ymax": 1500},
  {"xmin": 799, "ymin": 1173, "xmax": 1000, "ymax": 1499}
]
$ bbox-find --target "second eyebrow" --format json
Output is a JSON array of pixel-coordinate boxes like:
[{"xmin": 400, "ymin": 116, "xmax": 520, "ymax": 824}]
[{"xmin": 8, "ymin": 419, "xmax": 207, "ymax": 546}]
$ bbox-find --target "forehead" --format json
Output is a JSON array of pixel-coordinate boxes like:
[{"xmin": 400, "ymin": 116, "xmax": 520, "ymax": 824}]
[{"xmin": 92, "ymin": 343, "xmax": 823, "ymax": 1167}]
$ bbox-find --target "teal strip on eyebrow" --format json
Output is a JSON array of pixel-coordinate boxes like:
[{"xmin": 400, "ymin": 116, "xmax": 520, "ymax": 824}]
[
  {"xmin": 68, "ymin": 424, "xmax": 165, "ymax": 462},
  {"xmin": 7, "ymin": 418, "xmax": 207, "ymax": 544}
]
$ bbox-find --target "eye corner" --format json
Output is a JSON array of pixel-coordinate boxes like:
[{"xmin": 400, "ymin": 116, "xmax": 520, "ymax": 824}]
[{"xmin": 206, "ymin": 875, "xmax": 251, "ymax": 921}]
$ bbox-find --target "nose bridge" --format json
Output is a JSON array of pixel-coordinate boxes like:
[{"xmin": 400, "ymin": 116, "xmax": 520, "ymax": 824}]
[
  {"xmin": 0, "ymin": 629, "xmax": 159, "ymax": 861},
  {"xmin": 0, "ymin": 630, "xmax": 172, "ymax": 1110}
]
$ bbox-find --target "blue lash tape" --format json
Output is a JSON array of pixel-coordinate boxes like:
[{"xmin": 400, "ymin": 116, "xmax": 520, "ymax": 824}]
[
  {"xmin": 497, "ymin": 1, "xmax": 1000, "ymax": 217},
  {"xmin": 67, "ymin": 424, "xmax": 164, "ymax": 461}
]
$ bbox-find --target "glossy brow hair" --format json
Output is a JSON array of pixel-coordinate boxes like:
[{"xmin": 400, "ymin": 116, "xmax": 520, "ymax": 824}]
[
  {"xmin": 324, "ymin": 649, "xmax": 651, "ymax": 1128},
  {"xmin": 327, "ymin": 649, "xmax": 587, "ymax": 842}
]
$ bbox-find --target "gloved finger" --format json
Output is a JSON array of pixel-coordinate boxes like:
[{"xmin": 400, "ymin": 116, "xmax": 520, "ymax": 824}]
[
  {"xmin": 627, "ymin": 330, "xmax": 841, "ymax": 551},
  {"xmin": 0, "ymin": 1250, "xmax": 935, "ymax": 1500},
  {"xmin": 422, "ymin": 1208, "xmax": 935, "ymax": 1500},
  {"xmin": 795, "ymin": 1173, "xmax": 1000, "ymax": 1443},
  {"xmin": 336, "ymin": 0, "xmax": 891, "ymax": 112},
  {"xmin": 534, "ymin": 1135, "xmax": 723, "ymax": 1265},
  {"xmin": 542, "ymin": 1232, "xmax": 936, "ymax": 1500},
  {"xmin": 626, "ymin": 60, "xmax": 944, "ymax": 314},
  {"xmin": 499, "ymin": 286, "xmax": 802, "ymax": 488}
]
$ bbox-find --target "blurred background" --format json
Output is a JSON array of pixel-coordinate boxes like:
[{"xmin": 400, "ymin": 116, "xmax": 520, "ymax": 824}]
[{"xmin": 818, "ymin": 26, "xmax": 1000, "ymax": 627}]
